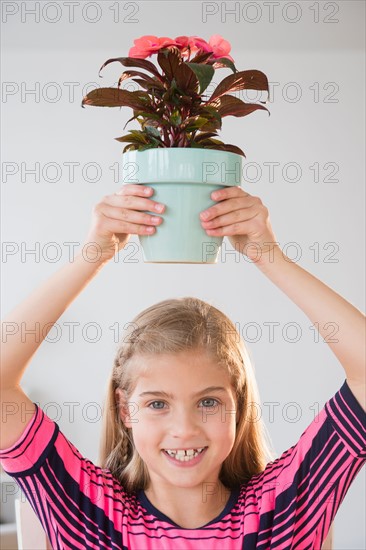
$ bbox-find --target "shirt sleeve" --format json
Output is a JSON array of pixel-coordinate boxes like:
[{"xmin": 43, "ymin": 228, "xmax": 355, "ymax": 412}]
[
  {"xmin": 250, "ymin": 379, "xmax": 366, "ymax": 548},
  {"xmin": 0, "ymin": 404, "xmax": 130, "ymax": 549}
]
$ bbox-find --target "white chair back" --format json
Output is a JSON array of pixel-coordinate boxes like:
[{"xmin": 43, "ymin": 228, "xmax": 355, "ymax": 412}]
[{"xmin": 15, "ymin": 497, "xmax": 52, "ymax": 550}]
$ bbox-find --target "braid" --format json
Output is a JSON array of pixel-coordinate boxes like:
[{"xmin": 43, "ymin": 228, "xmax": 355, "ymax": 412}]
[{"xmin": 120, "ymin": 429, "xmax": 129, "ymax": 464}]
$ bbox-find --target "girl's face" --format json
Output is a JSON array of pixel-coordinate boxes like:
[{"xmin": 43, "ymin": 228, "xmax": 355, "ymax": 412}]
[{"xmin": 117, "ymin": 350, "xmax": 238, "ymax": 492}]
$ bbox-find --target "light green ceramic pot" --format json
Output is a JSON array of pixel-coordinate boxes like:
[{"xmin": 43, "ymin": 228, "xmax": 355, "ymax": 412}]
[{"xmin": 122, "ymin": 148, "xmax": 243, "ymax": 263}]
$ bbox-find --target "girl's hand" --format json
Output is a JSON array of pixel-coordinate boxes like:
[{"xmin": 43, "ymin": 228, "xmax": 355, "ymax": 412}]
[
  {"xmin": 200, "ymin": 186, "xmax": 279, "ymax": 262},
  {"xmin": 83, "ymin": 185, "xmax": 165, "ymax": 262}
]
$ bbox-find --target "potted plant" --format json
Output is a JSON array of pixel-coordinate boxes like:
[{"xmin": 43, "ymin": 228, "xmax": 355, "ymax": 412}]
[{"xmin": 82, "ymin": 35, "xmax": 270, "ymax": 263}]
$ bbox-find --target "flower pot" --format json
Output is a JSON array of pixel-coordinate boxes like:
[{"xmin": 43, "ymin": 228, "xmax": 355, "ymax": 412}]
[{"xmin": 122, "ymin": 148, "xmax": 243, "ymax": 263}]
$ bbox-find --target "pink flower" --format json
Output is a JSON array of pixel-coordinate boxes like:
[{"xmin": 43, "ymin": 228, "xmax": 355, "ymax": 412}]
[
  {"xmin": 129, "ymin": 35, "xmax": 177, "ymax": 59},
  {"xmin": 174, "ymin": 36, "xmax": 206, "ymax": 53},
  {"xmin": 174, "ymin": 35, "xmax": 212, "ymax": 60},
  {"xmin": 128, "ymin": 34, "xmax": 234, "ymax": 63},
  {"xmin": 191, "ymin": 36, "xmax": 212, "ymax": 53},
  {"xmin": 208, "ymin": 34, "xmax": 234, "ymax": 62},
  {"xmin": 175, "ymin": 34, "xmax": 234, "ymax": 63},
  {"xmin": 174, "ymin": 36, "xmax": 191, "ymax": 48}
]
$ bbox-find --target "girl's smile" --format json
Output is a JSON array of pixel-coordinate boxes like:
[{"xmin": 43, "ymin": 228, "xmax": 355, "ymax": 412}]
[
  {"xmin": 118, "ymin": 350, "xmax": 238, "ymax": 492},
  {"xmin": 162, "ymin": 446, "xmax": 208, "ymax": 466}
]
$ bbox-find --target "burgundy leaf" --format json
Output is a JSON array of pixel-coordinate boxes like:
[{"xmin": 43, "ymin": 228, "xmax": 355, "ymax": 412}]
[
  {"xmin": 208, "ymin": 95, "xmax": 270, "ymax": 117},
  {"xmin": 118, "ymin": 71, "xmax": 165, "ymax": 90},
  {"xmin": 98, "ymin": 57, "xmax": 163, "ymax": 81},
  {"xmin": 175, "ymin": 63, "xmax": 199, "ymax": 94},
  {"xmin": 157, "ymin": 50, "xmax": 181, "ymax": 81},
  {"xmin": 199, "ymin": 141, "xmax": 246, "ymax": 157},
  {"xmin": 131, "ymin": 79, "xmax": 165, "ymax": 92},
  {"xmin": 194, "ymin": 132, "xmax": 219, "ymax": 142},
  {"xmin": 217, "ymin": 143, "xmax": 246, "ymax": 157},
  {"xmin": 81, "ymin": 88, "xmax": 154, "ymax": 112},
  {"xmin": 209, "ymin": 70, "xmax": 269, "ymax": 101},
  {"xmin": 189, "ymin": 51, "xmax": 214, "ymax": 64}
]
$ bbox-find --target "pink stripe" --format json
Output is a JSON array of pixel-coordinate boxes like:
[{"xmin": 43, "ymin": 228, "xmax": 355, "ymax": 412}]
[
  {"xmin": 54, "ymin": 435, "xmax": 127, "ymax": 514},
  {"xmin": 0, "ymin": 408, "xmax": 55, "ymax": 473}
]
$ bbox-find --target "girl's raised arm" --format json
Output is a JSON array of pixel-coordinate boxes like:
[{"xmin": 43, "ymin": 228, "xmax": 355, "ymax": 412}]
[
  {"xmin": 200, "ymin": 187, "xmax": 366, "ymax": 410},
  {"xmin": 255, "ymin": 245, "xmax": 365, "ymax": 408},
  {"xmin": 0, "ymin": 185, "xmax": 165, "ymax": 449}
]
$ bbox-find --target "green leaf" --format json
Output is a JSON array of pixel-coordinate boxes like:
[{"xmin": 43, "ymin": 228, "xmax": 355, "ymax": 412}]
[
  {"xmin": 123, "ymin": 111, "xmax": 162, "ymax": 131},
  {"xmin": 199, "ymin": 117, "xmax": 222, "ymax": 132},
  {"xmin": 145, "ymin": 125, "xmax": 162, "ymax": 139},
  {"xmin": 208, "ymin": 70, "xmax": 269, "ymax": 102},
  {"xmin": 149, "ymin": 137, "xmax": 165, "ymax": 147},
  {"xmin": 136, "ymin": 111, "xmax": 161, "ymax": 120},
  {"xmin": 138, "ymin": 143, "xmax": 163, "ymax": 151},
  {"xmin": 199, "ymin": 105, "xmax": 222, "ymax": 122},
  {"xmin": 170, "ymin": 111, "xmax": 182, "ymax": 126},
  {"xmin": 183, "ymin": 116, "xmax": 209, "ymax": 132},
  {"xmin": 114, "ymin": 130, "xmax": 149, "ymax": 144},
  {"xmin": 211, "ymin": 57, "xmax": 237, "ymax": 73},
  {"xmin": 186, "ymin": 62, "xmax": 215, "ymax": 95}
]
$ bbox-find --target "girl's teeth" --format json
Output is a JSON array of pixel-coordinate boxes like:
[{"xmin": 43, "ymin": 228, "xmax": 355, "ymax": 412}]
[{"xmin": 164, "ymin": 448, "xmax": 205, "ymax": 461}]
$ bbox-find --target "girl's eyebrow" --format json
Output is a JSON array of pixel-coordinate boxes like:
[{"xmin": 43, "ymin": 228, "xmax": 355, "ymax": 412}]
[{"xmin": 138, "ymin": 386, "xmax": 228, "ymax": 398}]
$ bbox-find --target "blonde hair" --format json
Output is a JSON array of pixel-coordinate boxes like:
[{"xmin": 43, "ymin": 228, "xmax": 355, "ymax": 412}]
[{"xmin": 99, "ymin": 297, "xmax": 275, "ymax": 493}]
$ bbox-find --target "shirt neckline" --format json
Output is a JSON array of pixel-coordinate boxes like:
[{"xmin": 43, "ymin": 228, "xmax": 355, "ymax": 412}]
[{"xmin": 137, "ymin": 486, "xmax": 241, "ymax": 530}]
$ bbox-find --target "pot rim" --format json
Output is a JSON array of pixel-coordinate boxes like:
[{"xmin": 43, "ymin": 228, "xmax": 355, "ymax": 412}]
[
  {"xmin": 122, "ymin": 147, "xmax": 243, "ymax": 159},
  {"xmin": 122, "ymin": 147, "xmax": 243, "ymax": 186}
]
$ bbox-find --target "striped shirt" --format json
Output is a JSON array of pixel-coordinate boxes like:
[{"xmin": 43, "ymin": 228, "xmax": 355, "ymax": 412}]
[{"xmin": 1, "ymin": 380, "xmax": 365, "ymax": 549}]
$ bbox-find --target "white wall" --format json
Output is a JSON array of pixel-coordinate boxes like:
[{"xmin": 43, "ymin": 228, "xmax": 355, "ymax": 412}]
[{"xmin": 1, "ymin": 1, "xmax": 365, "ymax": 547}]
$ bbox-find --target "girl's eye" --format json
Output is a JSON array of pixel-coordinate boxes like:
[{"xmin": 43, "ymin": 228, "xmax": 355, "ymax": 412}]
[
  {"xmin": 148, "ymin": 401, "xmax": 166, "ymax": 410},
  {"xmin": 200, "ymin": 398, "xmax": 219, "ymax": 408}
]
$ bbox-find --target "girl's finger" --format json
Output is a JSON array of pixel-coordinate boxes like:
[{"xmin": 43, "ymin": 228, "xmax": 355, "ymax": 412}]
[
  {"xmin": 115, "ymin": 184, "xmax": 154, "ymax": 197},
  {"xmin": 201, "ymin": 202, "xmax": 263, "ymax": 229},
  {"xmin": 203, "ymin": 215, "xmax": 264, "ymax": 237},
  {"xmin": 96, "ymin": 202, "xmax": 163, "ymax": 227},
  {"xmin": 201, "ymin": 195, "xmax": 260, "ymax": 222},
  {"xmin": 102, "ymin": 192, "xmax": 165, "ymax": 214},
  {"xmin": 99, "ymin": 217, "xmax": 158, "ymax": 236},
  {"xmin": 211, "ymin": 186, "xmax": 251, "ymax": 205},
  {"xmin": 210, "ymin": 186, "xmax": 250, "ymax": 202}
]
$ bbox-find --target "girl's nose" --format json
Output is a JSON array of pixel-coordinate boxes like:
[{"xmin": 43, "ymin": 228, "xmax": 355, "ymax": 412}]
[{"xmin": 170, "ymin": 409, "xmax": 201, "ymax": 439}]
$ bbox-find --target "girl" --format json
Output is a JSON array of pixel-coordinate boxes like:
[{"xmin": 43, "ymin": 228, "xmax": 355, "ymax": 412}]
[{"xmin": 1, "ymin": 185, "xmax": 365, "ymax": 549}]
